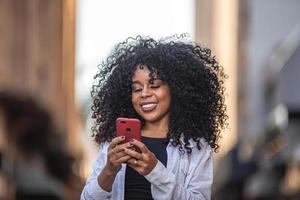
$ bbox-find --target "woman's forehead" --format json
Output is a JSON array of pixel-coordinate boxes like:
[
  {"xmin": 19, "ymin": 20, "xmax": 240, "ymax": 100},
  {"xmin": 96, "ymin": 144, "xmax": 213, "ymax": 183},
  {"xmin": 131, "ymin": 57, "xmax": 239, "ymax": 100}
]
[{"xmin": 132, "ymin": 65, "xmax": 158, "ymax": 80}]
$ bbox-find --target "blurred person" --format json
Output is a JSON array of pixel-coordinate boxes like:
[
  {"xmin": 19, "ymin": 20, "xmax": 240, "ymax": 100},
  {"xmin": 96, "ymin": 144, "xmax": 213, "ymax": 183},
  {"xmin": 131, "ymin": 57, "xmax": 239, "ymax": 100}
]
[
  {"xmin": 0, "ymin": 171, "xmax": 13, "ymax": 200},
  {"xmin": 0, "ymin": 91, "xmax": 82, "ymax": 200},
  {"xmin": 81, "ymin": 35, "xmax": 228, "ymax": 199},
  {"xmin": 0, "ymin": 112, "xmax": 14, "ymax": 199},
  {"xmin": 242, "ymin": 132, "xmax": 288, "ymax": 200},
  {"xmin": 280, "ymin": 146, "xmax": 300, "ymax": 199},
  {"xmin": 213, "ymin": 144, "xmax": 257, "ymax": 200}
]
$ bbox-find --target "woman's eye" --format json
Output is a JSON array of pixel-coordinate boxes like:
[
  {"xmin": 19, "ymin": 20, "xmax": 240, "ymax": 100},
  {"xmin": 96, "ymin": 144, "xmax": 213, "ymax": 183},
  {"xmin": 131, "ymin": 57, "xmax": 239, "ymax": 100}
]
[
  {"xmin": 150, "ymin": 85, "xmax": 161, "ymax": 89},
  {"xmin": 133, "ymin": 88, "xmax": 142, "ymax": 93}
]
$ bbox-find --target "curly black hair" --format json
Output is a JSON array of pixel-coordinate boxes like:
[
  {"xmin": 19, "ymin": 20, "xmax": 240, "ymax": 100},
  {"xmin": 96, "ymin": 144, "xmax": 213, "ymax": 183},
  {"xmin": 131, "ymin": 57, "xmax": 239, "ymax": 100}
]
[{"xmin": 91, "ymin": 35, "xmax": 228, "ymax": 153}]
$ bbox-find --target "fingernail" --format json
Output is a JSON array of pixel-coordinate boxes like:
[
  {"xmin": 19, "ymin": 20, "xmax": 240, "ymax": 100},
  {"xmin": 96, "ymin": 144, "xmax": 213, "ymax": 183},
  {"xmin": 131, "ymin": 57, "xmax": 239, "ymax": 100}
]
[
  {"xmin": 130, "ymin": 139, "xmax": 134, "ymax": 142},
  {"xmin": 120, "ymin": 136, "xmax": 125, "ymax": 139}
]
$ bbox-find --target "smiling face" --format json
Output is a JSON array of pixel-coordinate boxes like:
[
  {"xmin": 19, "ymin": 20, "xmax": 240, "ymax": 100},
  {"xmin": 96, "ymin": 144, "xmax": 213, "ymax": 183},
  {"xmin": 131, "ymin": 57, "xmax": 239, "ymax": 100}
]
[{"xmin": 131, "ymin": 66, "xmax": 171, "ymax": 125}]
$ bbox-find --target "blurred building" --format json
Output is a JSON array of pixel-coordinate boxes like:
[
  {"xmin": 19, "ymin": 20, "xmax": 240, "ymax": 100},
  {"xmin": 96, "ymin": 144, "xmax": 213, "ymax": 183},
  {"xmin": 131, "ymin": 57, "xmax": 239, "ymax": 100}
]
[
  {"xmin": 0, "ymin": 0, "xmax": 84, "ymax": 170},
  {"xmin": 0, "ymin": 0, "xmax": 84, "ymax": 198},
  {"xmin": 200, "ymin": 0, "xmax": 300, "ymax": 199}
]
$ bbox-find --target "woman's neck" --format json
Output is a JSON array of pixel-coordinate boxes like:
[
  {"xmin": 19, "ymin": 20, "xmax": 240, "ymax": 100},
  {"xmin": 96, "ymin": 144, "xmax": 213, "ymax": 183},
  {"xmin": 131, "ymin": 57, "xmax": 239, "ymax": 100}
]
[{"xmin": 142, "ymin": 118, "xmax": 169, "ymax": 138}]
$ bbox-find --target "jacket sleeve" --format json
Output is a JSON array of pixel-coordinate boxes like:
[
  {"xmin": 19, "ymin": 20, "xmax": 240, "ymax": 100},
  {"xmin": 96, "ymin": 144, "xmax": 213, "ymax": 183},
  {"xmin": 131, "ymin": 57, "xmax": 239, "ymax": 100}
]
[
  {"xmin": 145, "ymin": 140, "xmax": 213, "ymax": 200},
  {"xmin": 80, "ymin": 144, "xmax": 113, "ymax": 200}
]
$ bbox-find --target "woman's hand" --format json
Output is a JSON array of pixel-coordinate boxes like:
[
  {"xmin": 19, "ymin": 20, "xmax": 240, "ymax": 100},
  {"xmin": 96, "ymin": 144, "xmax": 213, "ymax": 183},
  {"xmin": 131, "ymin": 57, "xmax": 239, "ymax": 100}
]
[
  {"xmin": 123, "ymin": 139, "xmax": 158, "ymax": 175},
  {"xmin": 104, "ymin": 136, "xmax": 132, "ymax": 174},
  {"xmin": 98, "ymin": 136, "xmax": 133, "ymax": 192}
]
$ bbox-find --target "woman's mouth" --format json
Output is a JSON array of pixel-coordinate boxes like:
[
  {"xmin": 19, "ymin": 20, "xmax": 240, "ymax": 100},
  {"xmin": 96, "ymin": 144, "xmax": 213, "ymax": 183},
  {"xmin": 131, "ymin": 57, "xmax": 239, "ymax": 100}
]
[{"xmin": 141, "ymin": 102, "xmax": 157, "ymax": 112}]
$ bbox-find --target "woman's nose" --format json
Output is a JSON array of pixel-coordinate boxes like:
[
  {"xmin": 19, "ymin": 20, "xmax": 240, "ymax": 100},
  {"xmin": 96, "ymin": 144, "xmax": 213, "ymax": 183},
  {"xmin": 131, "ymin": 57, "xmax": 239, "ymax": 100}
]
[{"xmin": 141, "ymin": 86, "xmax": 151, "ymax": 98}]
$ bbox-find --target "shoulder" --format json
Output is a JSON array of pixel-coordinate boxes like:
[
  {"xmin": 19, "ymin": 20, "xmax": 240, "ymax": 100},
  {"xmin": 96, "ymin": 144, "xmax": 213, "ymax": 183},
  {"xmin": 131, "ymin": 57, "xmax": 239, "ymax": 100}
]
[
  {"xmin": 176, "ymin": 136, "xmax": 211, "ymax": 152},
  {"xmin": 190, "ymin": 138, "xmax": 210, "ymax": 149},
  {"xmin": 168, "ymin": 137, "xmax": 212, "ymax": 158},
  {"xmin": 189, "ymin": 138, "xmax": 212, "ymax": 157},
  {"xmin": 186, "ymin": 139, "xmax": 213, "ymax": 171}
]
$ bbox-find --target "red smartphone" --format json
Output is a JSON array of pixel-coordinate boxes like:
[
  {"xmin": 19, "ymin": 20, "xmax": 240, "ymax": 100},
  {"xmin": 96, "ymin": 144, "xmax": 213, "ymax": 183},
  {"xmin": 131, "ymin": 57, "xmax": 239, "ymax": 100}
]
[{"xmin": 116, "ymin": 118, "xmax": 141, "ymax": 151}]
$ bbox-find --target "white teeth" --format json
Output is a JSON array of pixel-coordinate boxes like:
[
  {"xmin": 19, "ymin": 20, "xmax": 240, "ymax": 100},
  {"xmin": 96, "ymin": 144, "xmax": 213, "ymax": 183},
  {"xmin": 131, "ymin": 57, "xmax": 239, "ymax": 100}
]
[
  {"xmin": 141, "ymin": 103, "xmax": 157, "ymax": 111},
  {"xmin": 142, "ymin": 103, "xmax": 156, "ymax": 109}
]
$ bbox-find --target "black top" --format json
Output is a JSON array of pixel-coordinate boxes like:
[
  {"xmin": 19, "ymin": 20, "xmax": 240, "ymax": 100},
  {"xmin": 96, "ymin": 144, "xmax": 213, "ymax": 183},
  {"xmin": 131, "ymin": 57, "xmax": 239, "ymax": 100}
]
[{"xmin": 124, "ymin": 136, "xmax": 168, "ymax": 200}]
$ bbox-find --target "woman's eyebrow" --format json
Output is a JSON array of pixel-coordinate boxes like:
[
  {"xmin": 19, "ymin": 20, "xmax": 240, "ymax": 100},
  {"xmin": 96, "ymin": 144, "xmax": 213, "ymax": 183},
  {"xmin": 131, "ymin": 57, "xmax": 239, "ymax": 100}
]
[
  {"xmin": 131, "ymin": 80, "xmax": 141, "ymax": 85},
  {"xmin": 150, "ymin": 78, "xmax": 162, "ymax": 83},
  {"xmin": 131, "ymin": 79, "xmax": 161, "ymax": 85}
]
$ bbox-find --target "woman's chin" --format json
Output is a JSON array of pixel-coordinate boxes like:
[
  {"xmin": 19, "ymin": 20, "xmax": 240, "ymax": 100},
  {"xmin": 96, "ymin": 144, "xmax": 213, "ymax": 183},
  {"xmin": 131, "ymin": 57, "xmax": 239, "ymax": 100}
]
[{"xmin": 140, "ymin": 114, "xmax": 159, "ymax": 123}]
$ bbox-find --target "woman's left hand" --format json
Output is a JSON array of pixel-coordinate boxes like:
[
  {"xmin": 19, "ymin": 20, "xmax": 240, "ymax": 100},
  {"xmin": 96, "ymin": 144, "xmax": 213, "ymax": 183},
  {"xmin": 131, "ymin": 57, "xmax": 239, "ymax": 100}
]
[{"xmin": 123, "ymin": 139, "xmax": 158, "ymax": 175}]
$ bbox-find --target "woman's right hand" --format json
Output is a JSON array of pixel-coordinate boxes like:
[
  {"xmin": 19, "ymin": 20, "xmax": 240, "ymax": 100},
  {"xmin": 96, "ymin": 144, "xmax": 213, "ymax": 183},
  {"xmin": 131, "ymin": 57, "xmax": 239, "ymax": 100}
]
[
  {"xmin": 104, "ymin": 136, "xmax": 132, "ymax": 175},
  {"xmin": 98, "ymin": 136, "xmax": 132, "ymax": 192}
]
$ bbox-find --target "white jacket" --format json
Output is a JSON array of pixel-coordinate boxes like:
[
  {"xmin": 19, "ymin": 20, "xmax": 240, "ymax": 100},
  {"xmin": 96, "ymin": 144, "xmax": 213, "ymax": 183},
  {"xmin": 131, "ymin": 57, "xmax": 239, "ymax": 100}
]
[{"xmin": 81, "ymin": 138, "xmax": 212, "ymax": 200}]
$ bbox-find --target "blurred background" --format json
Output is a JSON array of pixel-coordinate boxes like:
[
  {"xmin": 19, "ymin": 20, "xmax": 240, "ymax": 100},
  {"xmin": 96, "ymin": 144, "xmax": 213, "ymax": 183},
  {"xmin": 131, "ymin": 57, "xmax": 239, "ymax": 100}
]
[{"xmin": 0, "ymin": 0, "xmax": 300, "ymax": 199}]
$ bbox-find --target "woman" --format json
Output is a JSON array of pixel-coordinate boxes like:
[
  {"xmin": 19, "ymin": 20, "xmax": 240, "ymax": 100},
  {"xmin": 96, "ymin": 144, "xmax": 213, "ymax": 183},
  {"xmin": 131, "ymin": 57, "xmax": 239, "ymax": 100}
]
[{"xmin": 81, "ymin": 35, "xmax": 228, "ymax": 200}]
